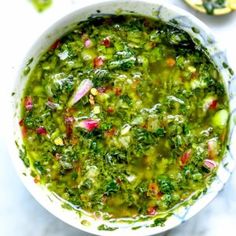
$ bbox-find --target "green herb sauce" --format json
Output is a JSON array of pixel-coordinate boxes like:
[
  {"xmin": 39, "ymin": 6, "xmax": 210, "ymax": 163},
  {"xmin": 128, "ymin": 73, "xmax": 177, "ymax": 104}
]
[{"xmin": 20, "ymin": 15, "xmax": 229, "ymax": 222}]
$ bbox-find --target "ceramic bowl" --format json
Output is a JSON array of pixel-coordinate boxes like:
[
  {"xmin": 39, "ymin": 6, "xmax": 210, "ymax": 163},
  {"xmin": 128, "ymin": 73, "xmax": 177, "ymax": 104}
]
[{"xmin": 9, "ymin": 0, "xmax": 236, "ymax": 235}]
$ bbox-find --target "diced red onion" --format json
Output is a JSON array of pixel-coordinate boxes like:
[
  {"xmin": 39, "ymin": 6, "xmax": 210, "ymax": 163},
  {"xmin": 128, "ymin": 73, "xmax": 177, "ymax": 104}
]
[
  {"xmin": 147, "ymin": 206, "xmax": 157, "ymax": 216},
  {"xmin": 78, "ymin": 119, "xmax": 99, "ymax": 132},
  {"xmin": 68, "ymin": 79, "xmax": 93, "ymax": 107},
  {"xmin": 97, "ymin": 86, "xmax": 107, "ymax": 93},
  {"xmin": 36, "ymin": 127, "xmax": 47, "ymax": 135},
  {"xmin": 84, "ymin": 39, "xmax": 92, "ymax": 48},
  {"xmin": 19, "ymin": 119, "xmax": 24, "ymax": 126},
  {"xmin": 46, "ymin": 100, "xmax": 58, "ymax": 110},
  {"xmin": 203, "ymin": 159, "xmax": 217, "ymax": 171},
  {"xmin": 24, "ymin": 96, "xmax": 33, "ymax": 111}
]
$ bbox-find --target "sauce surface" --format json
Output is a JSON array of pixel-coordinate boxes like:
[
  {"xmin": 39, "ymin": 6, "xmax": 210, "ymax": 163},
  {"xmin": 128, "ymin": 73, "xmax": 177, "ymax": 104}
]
[{"xmin": 20, "ymin": 15, "xmax": 229, "ymax": 220}]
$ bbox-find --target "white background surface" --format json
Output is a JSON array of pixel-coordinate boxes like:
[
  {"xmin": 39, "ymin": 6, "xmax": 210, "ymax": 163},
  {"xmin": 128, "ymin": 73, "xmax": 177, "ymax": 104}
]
[{"xmin": 0, "ymin": 0, "xmax": 236, "ymax": 236}]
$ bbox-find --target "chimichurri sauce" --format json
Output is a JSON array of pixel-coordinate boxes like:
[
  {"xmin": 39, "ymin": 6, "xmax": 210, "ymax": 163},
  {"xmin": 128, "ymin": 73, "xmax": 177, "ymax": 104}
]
[{"xmin": 20, "ymin": 15, "xmax": 229, "ymax": 220}]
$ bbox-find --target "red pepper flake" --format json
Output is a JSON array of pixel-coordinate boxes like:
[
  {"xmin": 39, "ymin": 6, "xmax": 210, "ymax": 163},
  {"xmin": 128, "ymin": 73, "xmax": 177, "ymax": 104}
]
[
  {"xmin": 36, "ymin": 127, "xmax": 47, "ymax": 135},
  {"xmin": 50, "ymin": 39, "xmax": 61, "ymax": 50},
  {"xmin": 116, "ymin": 178, "xmax": 122, "ymax": 185},
  {"xmin": 107, "ymin": 107, "xmax": 114, "ymax": 113},
  {"xmin": 180, "ymin": 150, "xmax": 192, "ymax": 166},
  {"xmin": 157, "ymin": 191, "xmax": 163, "ymax": 199},
  {"xmin": 64, "ymin": 116, "xmax": 75, "ymax": 138},
  {"xmin": 101, "ymin": 37, "xmax": 111, "ymax": 47},
  {"xmin": 147, "ymin": 206, "xmax": 157, "ymax": 216},
  {"xmin": 104, "ymin": 127, "xmax": 116, "ymax": 137},
  {"xmin": 24, "ymin": 96, "xmax": 33, "ymax": 111},
  {"xmin": 142, "ymin": 123, "xmax": 148, "ymax": 129},
  {"xmin": 209, "ymin": 100, "xmax": 218, "ymax": 110},
  {"xmin": 21, "ymin": 125, "xmax": 27, "ymax": 138},
  {"xmin": 93, "ymin": 56, "xmax": 104, "ymax": 68},
  {"xmin": 19, "ymin": 119, "xmax": 24, "ymax": 126},
  {"xmin": 114, "ymin": 87, "xmax": 122, "ymax": 96},
  {"xmin": 148, "ymin": 182, "xmax": 159, "ymax": 195}
]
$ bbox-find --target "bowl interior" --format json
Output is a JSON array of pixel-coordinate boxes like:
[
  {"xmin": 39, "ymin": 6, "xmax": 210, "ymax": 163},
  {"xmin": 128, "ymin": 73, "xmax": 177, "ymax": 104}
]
[{"xmin": 9, "ymin": 0, "xmax": 236, "ymax": 235}]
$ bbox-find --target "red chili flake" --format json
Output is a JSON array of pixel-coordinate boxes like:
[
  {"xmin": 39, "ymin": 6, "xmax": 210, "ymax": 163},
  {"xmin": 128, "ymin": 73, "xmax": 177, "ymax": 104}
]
[
  {"xmin": 104, "ymin": 127, "xmax": 116, "ymax": 137},
  {"xmin": 157, "ymin": 192, "xmax": 163, "ymax": 199},
  {"xmin": 116, "ymin": 178, "xmax": 122, "ymax": 185},
  {"xmin": 107, "ymin": 107, "xmax": 114, "ymax": 113},
  {"xmin": 66, "ymin": 126, "xmax": 73, "ymax": 136},
  {"xmin": 209, "ymin": 100, "xmax": 218, "ymax": 110},
  {"xmin": 64, "ymin": 116, "xmax": 75, "ymax": 138},
  {"xmin": 101, "ymin": 37, "xmax": 111, "ymax": 47},
  {"xmin": 147, "ymin": 206, "xmax": 157, "ymax": 216},
  {"xmin": 79, "ymin": 119, "xmax": 99, "ymax": 132},
  {"xmin": 148, "ymin": 183, "xmax": 159, "ymax": 195},
  {"xmin": 50, "ymin": 39, "xmax": 61, "ymax": 50},
  {"xmin": 180, "ymin": 150, "xmax": 192, "ymax": 166},
  {"xmin": 114, "ymin": 87, "xmax": 122, "ymax": 96},
  {"xmin": 24, "ymin": 96, "xmax": 33, "ymax": 111},
  {"xmin": 93, "ymin": 56, "xmax": 104, "ymax": 68},
  {"xmin": 19, "ymin": 119, "xmax": 24, "ymax": 126},
  {"xmin": 142, "ymin": 123, "xmax": 148, "ymax": 129},
  {"xmin": 36, "ymin": 127, "xmax": 47, "ymax": 135},
  {"xmin": 21, "ymin": 125, "xmax": 27, "ymax": 138}
]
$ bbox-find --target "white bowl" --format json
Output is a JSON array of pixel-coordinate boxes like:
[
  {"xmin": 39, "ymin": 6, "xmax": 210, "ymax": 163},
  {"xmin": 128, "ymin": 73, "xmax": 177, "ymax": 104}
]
[{"xmin": 9, "ymin": 0, "xmax": 236, "ymax": 235}]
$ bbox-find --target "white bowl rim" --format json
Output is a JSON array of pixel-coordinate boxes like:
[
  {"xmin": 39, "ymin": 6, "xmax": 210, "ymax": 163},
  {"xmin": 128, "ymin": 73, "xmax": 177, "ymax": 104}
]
[{"xmin": 7, "ymin": 0, "xmax": 236, "ymax": 236}]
